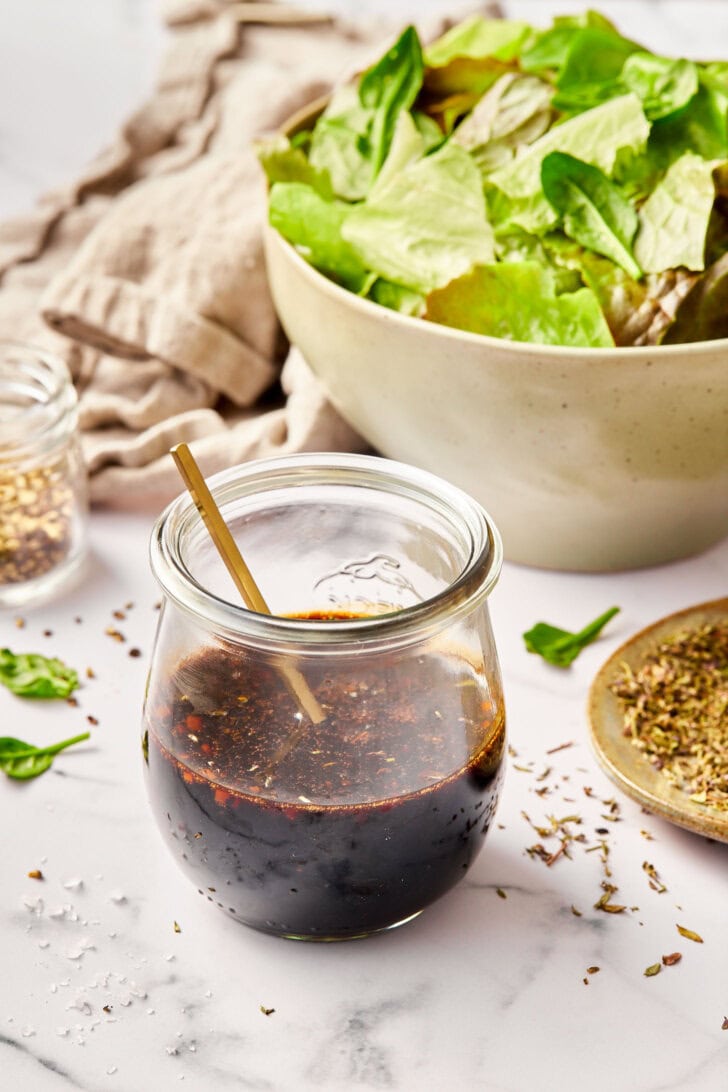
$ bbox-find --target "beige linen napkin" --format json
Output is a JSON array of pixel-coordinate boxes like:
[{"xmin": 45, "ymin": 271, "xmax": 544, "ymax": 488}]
[{"xmin": 0, "ymin": 1, "xmax": 500, "ymax": 507}]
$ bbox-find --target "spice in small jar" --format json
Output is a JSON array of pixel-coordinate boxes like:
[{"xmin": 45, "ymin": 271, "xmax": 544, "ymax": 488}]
[{"xmin": 0, "ymin": 342, "xmax": 88, "ymax": 606}]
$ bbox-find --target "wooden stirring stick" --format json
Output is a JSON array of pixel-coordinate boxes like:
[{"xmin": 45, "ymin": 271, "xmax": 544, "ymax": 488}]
[{"xmin": 170, "ymin": 444, "xmax": 325, "ymax": 728}]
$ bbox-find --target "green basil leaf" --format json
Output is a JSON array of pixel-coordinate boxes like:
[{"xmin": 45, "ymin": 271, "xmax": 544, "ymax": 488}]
[
  {"xmin": 541, "ymin": 152, "xmax": 641, "ymax": 278},
  {"xmin": 523, "ymin": 608, "xmax": 620, "ymax": 667},
  {"xmin": 0, "ymin": 649, "xmax": 78, "ymax": 699}
]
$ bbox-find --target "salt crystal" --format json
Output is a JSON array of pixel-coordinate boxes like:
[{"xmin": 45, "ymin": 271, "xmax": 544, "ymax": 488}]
[
  {"xmin": 165, "ymin": 1046, "xmax": 178, "ymax": 1056},
  {"xmin": 109, "ymin": 891, "xmax": 127, "ymax": 905},
  {"xmin": 48, "ymin": 906, "xmax": 67, "ymax": 919},
  {"xmin": 68, "ymin": 999, "xmax": 93, "ymax": 1015},
  {"xmin": 204, "ymin": 990, "xmax": 212, "ymax": 998},
  {"xmin": 22, "ymin": 896, "xmax": 43, "ymax": 915},
  {"xmin": 119, "ymin": 997, "xmax": 132, "ymax": 1008},
  {"xmin": 21, "ymin": 1027, "xmax": 35, "ymax": 1038},
  {"xmin": 164, "ymin": 954, "xmax": 175, "ymax": 962},
  {"xmin": 50, "ymin": 984, "xmax": 58, "ymax": 994},
  {"xmin": 63, "ymin": 878, "xmax": 83, "ymax": 892},
  {"xmin": 107, "ymin": 1067, "xmax": 118, "ymax": 1076},
  {"xmin": 38, "ymin": 940, "xmax": 50, "ymax": 950},
  {"xmin": 146, "ymin": 1008, "xmax": 155, "ymax": 1015},
  {"xmin": 56, "ymin": 1027, "xmax": 69, "ymax": 1037}
]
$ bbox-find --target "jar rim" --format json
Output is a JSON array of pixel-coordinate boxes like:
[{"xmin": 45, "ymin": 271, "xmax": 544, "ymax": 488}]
[
  {"xmin": 150, "ymin": 453, "xmax": 502, "ymax": 650},
  {"xmin": 0, "ymin": 340, "xmax": 77, "ymax": 451}
]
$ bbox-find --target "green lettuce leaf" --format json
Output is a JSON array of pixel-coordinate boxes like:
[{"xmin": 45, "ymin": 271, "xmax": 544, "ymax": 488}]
[
  {"xmin": 368, "ymin": 279, "xmax": 426, "ymax": 316},
  {"xmin": 634, "ymin": 153, "xmax": 720, "ymax": 273},
  {"xmin": 370, "ymin": 110, "xmax": 425, "ymax": 196},
  {"xmin": 422, "ymin": 17, "xmax": 529, "ymax": 99},
  {"xmin": 359, "ymin": 25, "xmax": 424, "ymax": 175},
  {"xmin": 256, "ymin": 134, "xmax": 333, "ymax": 198},
  {"xmin": 268, "ymin": 182, "xmax": 369, "ymax": 292},
  {"xmin": 541, "ymin": 152, "xmax": 641, "ymax": 277},
  {"xmin": 425, "ymin": 262, "xmax": 614, "ymax": 347},
  {"xmin": 424, "ymin": 15, "xmax": 530, "ymax": 67},
  {"xmin": 342, "ymin": 143, "xmax": 494, "ymax": 293},
  {"xmin": 308, "ymin": 85, "xmax": 374, "ymax": 201},
  {"xmin": 488, "ymin": 93, "xmax": 650, "ymax": 232},
  {"xmin": 452, "ymin": 73, "xmax": 554, "ymax": 173},
  {"xmin": 621, "ymin": 52, "xmax": 699, "ymax": 120}
]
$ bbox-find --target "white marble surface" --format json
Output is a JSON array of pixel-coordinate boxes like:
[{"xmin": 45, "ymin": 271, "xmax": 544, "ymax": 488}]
[{"xmin": 1, "ymin": 3, "xmax": 728, "ymax": 1091}]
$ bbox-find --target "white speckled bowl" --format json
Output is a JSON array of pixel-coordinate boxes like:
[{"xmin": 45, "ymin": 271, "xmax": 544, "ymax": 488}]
[{"xmin": 263, "ymin": 112, "xmax": 728, "ymax": 571}]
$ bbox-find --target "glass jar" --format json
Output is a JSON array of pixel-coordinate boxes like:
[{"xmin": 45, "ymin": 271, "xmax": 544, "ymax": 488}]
[
  {"xmin": 0, "ymin": 342, "xmax": 88, "ymax": 607},
  {"xmin": 144, "ymin": 453, "xmax": 506, "ymax": 941}
]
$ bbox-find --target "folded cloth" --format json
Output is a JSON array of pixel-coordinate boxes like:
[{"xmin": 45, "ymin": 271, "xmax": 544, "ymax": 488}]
[{"xmin": 0, "ymin": 0, "xmax": 500, "ymax": 507}]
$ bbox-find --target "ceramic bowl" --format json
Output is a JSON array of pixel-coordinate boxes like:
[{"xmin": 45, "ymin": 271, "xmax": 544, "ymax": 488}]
[{"xmin": 263, "ymin": 107, "xmax": 728, "ymax": 572}]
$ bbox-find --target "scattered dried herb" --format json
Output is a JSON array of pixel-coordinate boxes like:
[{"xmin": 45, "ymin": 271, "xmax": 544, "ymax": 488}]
[
  {"xmin": 722, "ymin": 1017, "xmax": 728, "ymax": 1030},
  {"xmin": 0, "ymin": 648, "xmax": 78, "ymax": 698},
  {"xmin": 0, "ymin": 732, "xmax": 89, "ymax": 780},
  {"xmin": 571, "ymin": 905, "xmax": 582, "ymax": 917},
  {"xmin": 105, "ymin": 627, "xmax": 125, "ymax": 643},
  {"xmin": 594, "ymin": 881, "xmax": 626, "ymax": 914},
  {"xmin": 260, "ymin": 1005, "xmax": 275, "ymax": 1016},
  {"xmin": 27, "ymin": 869, "xmax": 43, "ymax": 880},
  {"xmin": 129, "ymin": 648, "xmax": 142, "ymax": 659},
  {"xmin": 642, "ymin": 861, "xmax": 667, "ymax": 893},
  {"xmin": 173, "ymin": 921, "xmax": 181, "ymax": 933},
  {"xmin": 644, "ymin": 962, "xmax": 661, "ymax": 977},
  {"xmin": 523, "ymin": 607, "xmax": 620, "ymax": 667},
  {"xmin": 676, "ymin": 924, "xmax": 704, "ymax": 943},
  {"xmin": 610, "ymin": 621, "xmax": 728, "ymax": 811},
  {"xmin": 496, "ymin": 888, "xmax": 507, "ymax": 899},
  {"xmin": 662, "ymin": 952, "xmax": 682, "ymax": 965},
  {"xmin": 587, "ymin": 966, "xmax": 600, "ymax": 974}
]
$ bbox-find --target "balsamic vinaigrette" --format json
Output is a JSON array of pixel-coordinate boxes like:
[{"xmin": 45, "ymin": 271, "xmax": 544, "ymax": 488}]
[{"xmin": 144, "ymin": 612, "xmax": 506, "ymax": 939}]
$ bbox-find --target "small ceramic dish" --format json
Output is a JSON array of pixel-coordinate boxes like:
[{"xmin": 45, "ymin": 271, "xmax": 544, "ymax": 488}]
[{"xmin": 588, "ymin": 597, "xmax": 728, "ymax": 843}]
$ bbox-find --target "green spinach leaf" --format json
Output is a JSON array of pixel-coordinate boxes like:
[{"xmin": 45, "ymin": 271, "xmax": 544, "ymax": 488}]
[
  {"xmin": 0, "ymin": 649, "xmax": 78, "ymax": 699},
  {"xmin": 0, "ymin": 732, "xmax": 90, "ymax": 780},
  {"xmin": 541, "ymin": 152, "xmax": 641, "ymax": 277}
]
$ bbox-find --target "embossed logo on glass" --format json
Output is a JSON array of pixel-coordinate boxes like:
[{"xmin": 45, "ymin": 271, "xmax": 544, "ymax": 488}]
[{"xmin": 313, "ymin": 554, "xmax": 423, "ymax": 614}]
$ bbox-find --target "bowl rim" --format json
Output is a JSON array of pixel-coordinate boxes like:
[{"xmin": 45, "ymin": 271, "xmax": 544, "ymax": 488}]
[{"xmin": 269, "ymin": 97, "xmax": 728, "ymax": 362}]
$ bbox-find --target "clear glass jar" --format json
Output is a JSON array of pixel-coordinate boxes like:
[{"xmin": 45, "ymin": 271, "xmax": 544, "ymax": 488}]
[
  {"xmin": 0, "ymin": 342, "xmax": 88, "ymax": 607},
  {"xmin": 144, "ymin": 453, "xmax": 506, "ymax": 940}
]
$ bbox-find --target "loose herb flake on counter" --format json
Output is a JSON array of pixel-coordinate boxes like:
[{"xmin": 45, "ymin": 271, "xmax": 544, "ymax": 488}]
[
  {"xmin": 0, "ymin": 732, "xmax": 90, "ymax": 780},
  {"xmin": 0, "ymin": 648, "xmax": 79, "ymax": 698},
  {"xmin": 676, "ymin": 924, "xmax": 704, "ymax": 943},
  {"xmin": 523, "ymin": 607, "xmax": 620, "ymax": 667},
  {"xmin": 610, "ymin": 621, "xmax": 728, "ymax": 811}
]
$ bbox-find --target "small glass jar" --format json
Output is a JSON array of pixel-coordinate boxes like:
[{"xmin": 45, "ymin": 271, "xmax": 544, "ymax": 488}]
[
  {"xmin": 0, "ymin": 342, "xmax": 88, "ymax": 607},
  {"xmin": 144, "ymin": 453, "xmax": 506, "ymax": 941}
]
